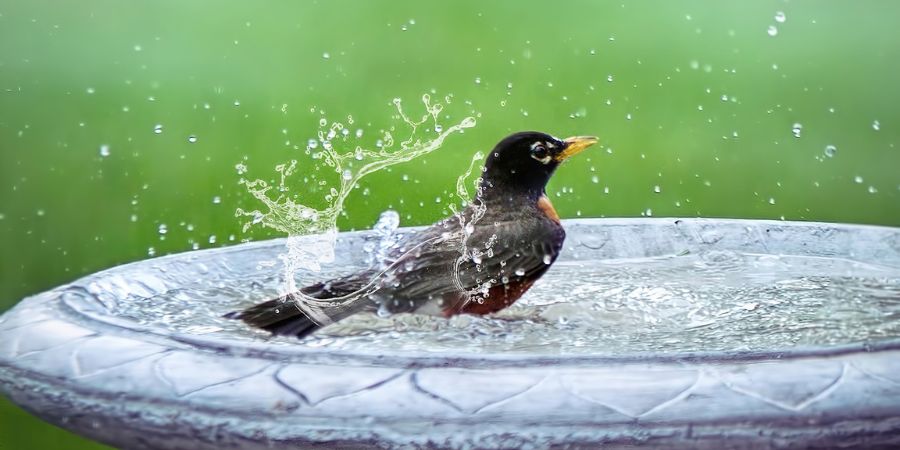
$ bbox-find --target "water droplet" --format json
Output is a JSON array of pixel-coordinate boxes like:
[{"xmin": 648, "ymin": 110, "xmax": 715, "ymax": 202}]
[
  {"xmin": 474, "ymin": 77, "xmax": 482, "ymax": 85},
  {"xmin": 768, "ymin": 198, "xmax": 776, "ymax": 205},
  {"xmin": 824, "ymin": 145, "xmax": 837, "ymax": 158},
  {"xmin": 606, "ymin": 74, "xmax": 614, "ymax": 82},
  {"xmin": 99, "ymin": 144, "xmax": 110, "ymax": 157},
  {"xmin": 342, "ymin": 170, "xmax": 352, "ymax": 181},
  {"xmin": 153, "ymin": 124, "xmax": 163, "ymax": 134},
  {"xmin": 322, "ymin": 52, "xmax": 331, "ymax": 59},
  {"xmin": 653, "ymin": 185, "xmax": 661, "ymax": 193},
  {"xmin": 208, "ymin": 235, "xmax": 217, "ymax": 244},
  {"xmin": 147, "ymin": 247, "xmax": 156, "ymax": 256},
  {"xmin": 591, "ymin": 175, "xmax": 599, "ymax": 184},
  {"xmin": 767, "ymin": 25, "xmax": 778, "ymax": 37},
  {"xmin": 774, "ymin": 11, "xmax": 786, "ymax": 23},
  {"xmin": 515, "ymin": 268, "xmax": 526, "ymax": 276},
  {"xmin": 791, "ymin": 123, "xmax": 802, "ymax": 138},
  {"xmin": 187, "ymin": 135, "xmax": 198, "ymax": 143},
  {"xmin": 355, "ymin": 129, "xmax": 364, "ymax": 138},
  {"xmin": 212, "ymin": 196, "xmax": 221, "ymax": 204},
  {"xmin": 86, "ymin": 87, "xmax": 95, "ymax": 94},
  {"xmin": 130, "ymin": 214, "xmax": 138, "ymax": 222},
  {"xmin": 373, "ymin": 210, "xmax": 400, "ymax": 237},
  {"xmin": 872, "ymin": 120, "xmax": 881, "ymax": 131},
  {"xmin": 854, "ymin": 175, "xmax": 864, "ymax": 184},
  {"xmin": 868, "ymin": 186, "xmax": 878, "ymax": 194},
  {"xmin": 307, "ymin": 138, "xmax": 319, "ymax": 149},
  {"xmin": 543, "ymin": 255, "xmax": 552, "ymax": 265},
  {"xmin": 133, "ymin": 44, "xmax": 142, "ymax": 52},
  {"xmin": 158, "ymin": 224, "xmax": 168, "ymax": 235}
]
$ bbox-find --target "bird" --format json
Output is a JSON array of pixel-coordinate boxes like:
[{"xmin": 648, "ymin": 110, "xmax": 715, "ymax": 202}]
[{"xmin": 226, "ymin": 131, "xmax": 598, "ymax": 339}]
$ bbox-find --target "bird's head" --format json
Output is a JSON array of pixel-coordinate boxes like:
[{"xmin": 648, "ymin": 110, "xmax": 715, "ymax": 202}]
[{"xmin": 479, "ymin": 131, "xmax": 598, "ymax": 200}]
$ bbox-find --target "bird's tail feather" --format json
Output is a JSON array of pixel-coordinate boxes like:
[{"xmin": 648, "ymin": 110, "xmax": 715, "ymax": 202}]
[
  {"xmin": 223, "ymin": 297, "xmax": 321, "ymax": 338},
  {"xmin": 225, "ymin": 274, "xmax": 376, "ymax": 339}
]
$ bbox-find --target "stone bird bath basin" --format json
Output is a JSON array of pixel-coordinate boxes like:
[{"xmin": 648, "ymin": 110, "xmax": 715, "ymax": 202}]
[{"xmin": 1, "ymin": 218, "xmax": 899, "ymax": 449}]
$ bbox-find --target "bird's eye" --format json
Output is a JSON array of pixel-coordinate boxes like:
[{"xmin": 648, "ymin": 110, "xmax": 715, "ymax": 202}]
[{"xmin": 530, "ymin": 143, "xmax": 552, "ymax": 164}]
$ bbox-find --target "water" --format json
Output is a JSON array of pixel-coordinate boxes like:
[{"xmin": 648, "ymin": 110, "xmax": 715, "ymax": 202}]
[{"xmin": 112, "ymin": 250, "xmax": 900, "ymax": 356}]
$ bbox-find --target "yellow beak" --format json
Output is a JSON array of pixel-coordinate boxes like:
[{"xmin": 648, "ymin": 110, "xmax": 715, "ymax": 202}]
[{"xmin": 556, "ymin": 136, "xmax": 599, "ymax": 161}]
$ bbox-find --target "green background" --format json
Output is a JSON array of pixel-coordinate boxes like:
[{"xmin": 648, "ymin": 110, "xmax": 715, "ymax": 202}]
[{"xmin": 1, "ymin": 1, "xmax": 898, "ymax": 448}]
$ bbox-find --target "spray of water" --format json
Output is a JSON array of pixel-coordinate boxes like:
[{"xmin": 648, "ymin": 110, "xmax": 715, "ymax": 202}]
[
  {"xmin": 235, "ymin": 94, "xmax": 476, "ymax": 325},
  {"xmin": 449, "ymin": 151, "xmax": 493, "ymax": 307}
]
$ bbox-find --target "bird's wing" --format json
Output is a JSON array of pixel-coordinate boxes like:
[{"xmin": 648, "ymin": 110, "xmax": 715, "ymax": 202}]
[{"xmin": 381, "ymin": 215, "xmax": 563, "ymax": 308}]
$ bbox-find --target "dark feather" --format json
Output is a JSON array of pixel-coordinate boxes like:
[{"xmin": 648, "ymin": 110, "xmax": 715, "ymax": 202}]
[{"xmin": 225, "ymin": 272, "xmax": 378, "ymax": 338}]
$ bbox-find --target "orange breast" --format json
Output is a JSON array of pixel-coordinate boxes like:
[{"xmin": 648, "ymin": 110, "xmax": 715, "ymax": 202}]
[
  {"xmin": 537, "ymin": 195, "xmax": 560, "ymax": 224},
  {"xmin": 444, "ymin": 278, "xmax": 536, "ymax": 316}
]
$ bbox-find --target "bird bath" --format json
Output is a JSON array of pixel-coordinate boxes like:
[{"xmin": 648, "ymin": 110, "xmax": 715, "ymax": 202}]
[{"xmin": 1, "ymin": 218, "xmax": 900, "ymax": 449}]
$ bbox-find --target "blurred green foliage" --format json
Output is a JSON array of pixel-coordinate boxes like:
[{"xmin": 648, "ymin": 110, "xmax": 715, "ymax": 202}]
[{"xmin": 1, "ymin": 1, "xmax": 898, "ymax": 448}]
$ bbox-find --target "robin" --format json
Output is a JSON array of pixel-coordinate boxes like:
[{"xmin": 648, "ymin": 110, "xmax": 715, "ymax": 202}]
[{"xmin": 226, "ymin": 132, "xmax": 597, "ymax": 338}]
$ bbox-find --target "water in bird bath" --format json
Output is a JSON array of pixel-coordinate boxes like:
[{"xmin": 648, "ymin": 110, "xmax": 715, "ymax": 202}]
[{"xmin": 112, "ymin": 239, "xmax": 900, "ymax": 356}]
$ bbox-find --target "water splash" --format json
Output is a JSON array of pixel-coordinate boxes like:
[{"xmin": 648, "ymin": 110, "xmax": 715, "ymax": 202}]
[
  {"xmin": 364, "ymin": 210, "xmax": 401, "ymax": 267},
  {"xmin": 235, "ymin": 94, "xmax": 476, "ymax": 323},
  {"xmin": 449, "ymin": 151, "xmax": 491, "ymax": 306}
]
